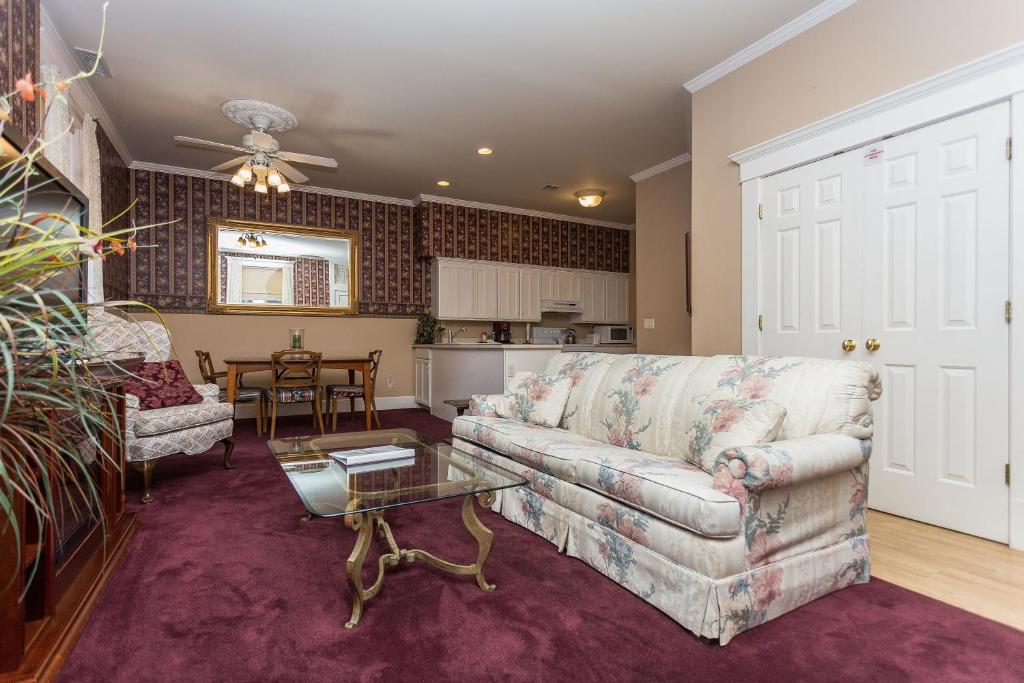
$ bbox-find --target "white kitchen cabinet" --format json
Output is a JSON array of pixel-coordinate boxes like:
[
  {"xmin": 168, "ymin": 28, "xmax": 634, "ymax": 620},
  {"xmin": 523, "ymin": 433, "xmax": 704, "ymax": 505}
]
[
  {"xmin": 518, "ymin": 268, "xmax": 542, "ymax": 321},
  {"xmin": 414, "ymin": 357, "xmax": 431, "ymax": 406},
  {"xmin": 473, "ymin": 263, "xmax": 498, "ymax": 319},
  {"xmin": 496, "ymin": 266, "xmax": 520, "ymax": 320},
  {"xmin": 559, "ymin": 271, "xmax": 581, "ymax": 303},
  {"xmin": 606, "ymin": 274, "xmax": 630, "ymax": 324},
  {"xmin": 541, "ymin": 270, "xmax": 559, "ymax": 301},
  {"xmin": 578, "ymin": 273, "xmax": 607, "ymax": 323},
  {"xmin": 431, "ymin": 259, "xmax": 474, "ymax": 320}
]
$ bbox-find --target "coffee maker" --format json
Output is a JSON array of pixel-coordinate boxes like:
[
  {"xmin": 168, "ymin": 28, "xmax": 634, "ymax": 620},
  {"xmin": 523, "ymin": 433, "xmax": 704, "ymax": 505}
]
[{"xmin": 492, "ymin": 321, "xmax": 512, "ymax": 344}]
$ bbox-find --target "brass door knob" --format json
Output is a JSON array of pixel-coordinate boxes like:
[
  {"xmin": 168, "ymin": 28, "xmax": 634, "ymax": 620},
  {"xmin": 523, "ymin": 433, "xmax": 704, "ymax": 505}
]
[
  {"xmin": 842, "ymin": 339, "xmax": 857, "ymax": 352},
  {"xmin": 866, "ymin": 338, "xmax": 881, "ymax": 352}
]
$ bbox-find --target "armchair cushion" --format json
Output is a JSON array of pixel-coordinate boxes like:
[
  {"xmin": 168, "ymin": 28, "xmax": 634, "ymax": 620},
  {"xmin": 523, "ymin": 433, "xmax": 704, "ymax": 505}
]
[
  {"xmin": 133, "ymin": 401, "xmax": 235, "ymax": 438},
  {"xmin": 684, "ymin": 392, "xmax": 787, "ymax": 473},
  {"xmin": 711, "ymin": 433, "xmax": 870, "ymax": 495},
  {"xmin": 123, "ymin": 360, "xmax": 204, "ymax": 410}
]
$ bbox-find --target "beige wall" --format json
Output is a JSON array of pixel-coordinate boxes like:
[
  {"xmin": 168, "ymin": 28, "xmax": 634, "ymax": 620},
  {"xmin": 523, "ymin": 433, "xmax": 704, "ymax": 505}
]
[
  {"xmin": 634, "ymin": 162, "xmax": 691, "ymax": 354},
  {"xmin": 691, "ymin": 0, "xmax": 1024, "ymax": 354}
]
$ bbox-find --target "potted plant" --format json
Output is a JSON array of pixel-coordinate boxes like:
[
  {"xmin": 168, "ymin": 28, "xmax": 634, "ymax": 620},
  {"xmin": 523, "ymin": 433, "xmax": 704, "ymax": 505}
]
[{"xmin": 415, "ymin": 311, "xmax": 441, "ymax": 344}]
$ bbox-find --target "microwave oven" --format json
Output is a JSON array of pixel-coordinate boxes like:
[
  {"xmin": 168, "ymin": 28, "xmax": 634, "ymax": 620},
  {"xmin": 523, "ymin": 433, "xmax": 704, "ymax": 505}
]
[{"xmin": 593, "ymin": 325, "xmax": 634, "ymax": 344}]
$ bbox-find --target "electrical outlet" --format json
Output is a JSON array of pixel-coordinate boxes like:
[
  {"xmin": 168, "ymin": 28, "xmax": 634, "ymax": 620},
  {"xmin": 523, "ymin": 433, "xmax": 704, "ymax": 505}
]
[
  {"xmin": 386, "ymin": 376, "xmax": 394, "ymax": 388},
  {"xmin": 643, "ymin": 318, "xmax": 655, "ymax": 330}
]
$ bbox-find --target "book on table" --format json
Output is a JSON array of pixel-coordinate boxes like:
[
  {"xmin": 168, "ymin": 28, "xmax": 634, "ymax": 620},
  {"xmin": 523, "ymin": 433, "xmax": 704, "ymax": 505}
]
[{"xmin": 329, "ymin": 445, "xmax": 416, "ymax": 466}]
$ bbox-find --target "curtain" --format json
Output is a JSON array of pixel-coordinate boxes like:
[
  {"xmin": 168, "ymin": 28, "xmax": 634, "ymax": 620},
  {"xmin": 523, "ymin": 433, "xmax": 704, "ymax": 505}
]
[{"xmin": 82, "ymin": 115, "xmax": 104, "ymax": 303}]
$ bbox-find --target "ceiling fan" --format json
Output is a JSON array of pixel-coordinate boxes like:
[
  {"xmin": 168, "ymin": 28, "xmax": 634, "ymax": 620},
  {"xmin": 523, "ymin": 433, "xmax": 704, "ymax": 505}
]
[{"xmin": 173, "ymin": 99, "xmax": 337, "ymax": 193}]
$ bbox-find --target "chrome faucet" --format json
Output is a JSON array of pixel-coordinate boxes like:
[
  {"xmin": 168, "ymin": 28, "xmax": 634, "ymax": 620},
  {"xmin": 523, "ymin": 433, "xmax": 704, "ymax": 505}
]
[{"xmin": 446, "ymin": 326, "xmax": 467, "ymax": 344}]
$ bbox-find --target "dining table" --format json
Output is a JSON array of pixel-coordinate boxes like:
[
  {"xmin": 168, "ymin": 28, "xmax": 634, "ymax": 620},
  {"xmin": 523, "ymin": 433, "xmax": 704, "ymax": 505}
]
[{"xmin": 223, "ymin": 354, "xmax": 376, "ymax": 431}]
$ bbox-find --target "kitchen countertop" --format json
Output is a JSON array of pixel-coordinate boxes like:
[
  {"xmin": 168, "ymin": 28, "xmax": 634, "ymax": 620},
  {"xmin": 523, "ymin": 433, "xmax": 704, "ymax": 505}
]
[{"xmin": 413, "ymin": 343, "xmax": 563, "ymax": 350}]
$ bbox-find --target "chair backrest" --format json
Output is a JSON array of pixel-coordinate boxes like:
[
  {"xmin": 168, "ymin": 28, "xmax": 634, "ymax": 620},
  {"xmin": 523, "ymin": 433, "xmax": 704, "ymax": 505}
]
[
  {"xmin": 368, "ymin": 349, "xmax": 383, "ymax": 386},
  {"xmin": 271, "ymin": 350, "xmax": 322, "ymax": 388},
  {"xmin": 87, "ymin": 308, "xmax": 173, "ymax": 362},
  {"xmin": 195, "ymin": 350, "xmax": 219, "ymax": 384}
]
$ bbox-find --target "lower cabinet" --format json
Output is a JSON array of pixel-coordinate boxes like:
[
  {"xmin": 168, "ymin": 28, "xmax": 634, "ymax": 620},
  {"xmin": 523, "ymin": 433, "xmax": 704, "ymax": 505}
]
[{"xmin": 414, "ymin": 356, "xmax": 431, "ymax": 406}]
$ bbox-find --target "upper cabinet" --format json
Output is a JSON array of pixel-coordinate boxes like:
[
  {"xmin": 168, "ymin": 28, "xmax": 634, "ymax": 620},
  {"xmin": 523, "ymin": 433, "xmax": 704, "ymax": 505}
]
[{"xmin": 431, "ymin": 257, "xmax": 627, "ymax": 323}]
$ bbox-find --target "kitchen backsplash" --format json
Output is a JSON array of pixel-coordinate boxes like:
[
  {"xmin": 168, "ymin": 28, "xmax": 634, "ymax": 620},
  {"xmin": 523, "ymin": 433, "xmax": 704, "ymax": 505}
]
[{"xmin": 435, "ymin": 314, "xmax": 579, "ymax": 343}]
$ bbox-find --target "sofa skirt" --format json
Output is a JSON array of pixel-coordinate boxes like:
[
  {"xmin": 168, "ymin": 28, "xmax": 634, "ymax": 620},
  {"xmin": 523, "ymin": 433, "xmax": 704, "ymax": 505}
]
[{"xmin": 450, "ymin": 438, "xmax": 871, "ymax": 645}]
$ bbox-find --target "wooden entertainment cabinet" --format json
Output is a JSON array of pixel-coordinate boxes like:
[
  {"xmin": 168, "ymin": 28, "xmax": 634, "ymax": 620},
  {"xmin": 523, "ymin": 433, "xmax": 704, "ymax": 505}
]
[{"xmin": 0, "ymin": 383, "xmax": 139, "ymax": 682}]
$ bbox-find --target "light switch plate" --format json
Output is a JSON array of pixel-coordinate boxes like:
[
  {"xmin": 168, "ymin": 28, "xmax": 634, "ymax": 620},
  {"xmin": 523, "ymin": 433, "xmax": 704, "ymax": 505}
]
[{"xmin": 643, "ymin": 318, "xmax": 655, "ymax": 330}]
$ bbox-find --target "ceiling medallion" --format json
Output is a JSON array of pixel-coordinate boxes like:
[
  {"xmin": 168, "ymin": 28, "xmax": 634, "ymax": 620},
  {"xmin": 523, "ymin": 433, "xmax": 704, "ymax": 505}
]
[{"xmin": 221, "ymin": 99, "xmax": 298, "ymax": 133}]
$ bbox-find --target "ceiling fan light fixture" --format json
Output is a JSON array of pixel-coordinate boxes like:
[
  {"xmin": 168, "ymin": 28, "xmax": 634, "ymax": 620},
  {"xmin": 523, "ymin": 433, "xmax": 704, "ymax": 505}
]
[
  {"xmin": 277, "ymin": 182, "xmax": 290, "ymax": 194},
  {"xmin": 267, "ymin": 168, "xmax": 282, "ymax": 186},
  {"xmin": 575, "ymin": 189, "xmax": 605, "ymax": 208},
  {"xmin": 238, "ymin": 164, "xmax": 253, "ymax": 182},
  {"xmin": 236, "ymin": 236, "xmax": 246, "ymax": 247},
  {"xmin": 230, "ymin": 173, "xmax": 244, "ymax": 187},
  {"xmin": 254, "ymin": 180, "xmax": 268, "ymax": 194}
]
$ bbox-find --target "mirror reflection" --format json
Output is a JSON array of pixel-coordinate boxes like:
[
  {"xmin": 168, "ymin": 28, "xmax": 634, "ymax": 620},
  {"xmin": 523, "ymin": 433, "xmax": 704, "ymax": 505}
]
[{"xmin": 210, "ymin": 221, "xmax": 357, "ymax": 314}]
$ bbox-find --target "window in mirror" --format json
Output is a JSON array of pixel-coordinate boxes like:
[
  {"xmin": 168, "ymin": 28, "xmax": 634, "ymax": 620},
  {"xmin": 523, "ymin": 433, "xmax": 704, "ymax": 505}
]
[{"xmin": 208, "ymin": 220, "xmax": 358, "ymax": 315}]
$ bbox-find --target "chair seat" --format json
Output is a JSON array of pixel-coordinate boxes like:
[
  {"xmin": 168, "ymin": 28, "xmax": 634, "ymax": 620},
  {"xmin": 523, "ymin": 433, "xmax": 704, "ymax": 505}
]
[
  {"xmin": 263, "ymin": 386, "xmax": 318, "ymax": 403},
  {"xmin": 134, "ymin": 401, "xmax": 235, "ymax": 438},
  {"xmin": 219, "ymin": 386, "xmax": 263, "ymax": 403},
  {"xmin": 326, "ymin": 383, "xmax": 366, "ymax": 398}
]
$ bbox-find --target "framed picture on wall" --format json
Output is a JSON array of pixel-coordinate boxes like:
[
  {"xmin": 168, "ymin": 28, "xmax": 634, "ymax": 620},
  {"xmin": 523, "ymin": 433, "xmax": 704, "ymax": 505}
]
[{"xmin": 685, "ymin": 231, "xmax": 692, "ymax": 315}]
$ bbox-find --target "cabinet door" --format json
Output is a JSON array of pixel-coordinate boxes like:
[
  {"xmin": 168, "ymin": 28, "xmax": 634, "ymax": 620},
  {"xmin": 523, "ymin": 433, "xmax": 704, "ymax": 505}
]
[
  {"xmin": 606, "ymin": 275, "xmax": 629, "ymax": 323},
  {"xmin": 581, "ymin": 273, "xmax": 607, "ymax": 323},
  {"xmin": 473, "ymin": 264, "xmax": 498, "ymax": 319},
  {"xmin": 519, "ymin": 268, "xmax": 542, "ymax": 321},
  {"xmin": 436, "ymin": 261, "xmax": 474, "ymax": 319},
  {"xmin": 559, "ymin": 271, "xmax": 582, "ymax": 303},
  {"xmin": 496, "ymin": 267, "xmax": 520, "ymax": 320},
  {"xmin": 541, "ymin": 269, "xmax": 559, "ymax": 300},
  {"xmin": 414, "ymin": 358, "xmax": 431, "ymax": 406}
]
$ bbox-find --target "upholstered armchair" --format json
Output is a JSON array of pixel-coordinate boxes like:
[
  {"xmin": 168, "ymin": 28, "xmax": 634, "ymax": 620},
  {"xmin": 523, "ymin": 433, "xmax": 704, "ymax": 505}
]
[{"xmin": 87, "ymin": 309, "xmax": 236, "ymax": 503}]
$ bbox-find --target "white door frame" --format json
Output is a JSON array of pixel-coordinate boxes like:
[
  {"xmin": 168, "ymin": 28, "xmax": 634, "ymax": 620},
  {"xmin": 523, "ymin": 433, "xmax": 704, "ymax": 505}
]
[{"xmin": 732, "ymin": 42, "xmax": 1024, "ymax": 550}]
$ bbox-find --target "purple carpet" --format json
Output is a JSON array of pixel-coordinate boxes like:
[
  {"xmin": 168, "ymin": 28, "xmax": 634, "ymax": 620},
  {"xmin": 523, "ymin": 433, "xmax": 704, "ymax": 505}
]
[{"xmin": 60, "ymin": 409, "xmax": 1023, "ymax": 682}]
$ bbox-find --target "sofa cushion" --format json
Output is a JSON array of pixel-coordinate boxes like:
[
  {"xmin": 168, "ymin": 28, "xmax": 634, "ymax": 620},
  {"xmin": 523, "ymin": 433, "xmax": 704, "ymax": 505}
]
[
  {"xmin": 576, "ymin": 451, "xmax": 741, "ymax": 538},
  {"xmin": 453, "ymin": 415, "xmax": 611, "ymax": 483},
  {"xmin": 134, "ymin": 400, "xmax": 234, "ymax": 438},
  {"xmin": 684, "ymin": 392, "xmax": 787, "ymax": 473},
  {"xmin": 496, "ymin": 371, "xmax": 573, "ymax": 427},
  {"xmin": 123, "ymin": 360, "xmax": 204, "ymax": 410}
]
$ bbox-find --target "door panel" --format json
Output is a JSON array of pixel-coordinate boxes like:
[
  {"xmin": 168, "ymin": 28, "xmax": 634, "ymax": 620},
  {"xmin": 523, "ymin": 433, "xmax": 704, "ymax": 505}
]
[{"xmin": 863, "ymin": 102, "xmax": 1010, "ymax": 541}]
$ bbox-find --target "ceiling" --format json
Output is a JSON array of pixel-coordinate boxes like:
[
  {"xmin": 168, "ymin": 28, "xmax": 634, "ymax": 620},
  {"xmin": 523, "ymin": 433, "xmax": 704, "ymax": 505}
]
[{"xmin": 43, "ymin": 0, "xmax": 819, "ymax": 224}]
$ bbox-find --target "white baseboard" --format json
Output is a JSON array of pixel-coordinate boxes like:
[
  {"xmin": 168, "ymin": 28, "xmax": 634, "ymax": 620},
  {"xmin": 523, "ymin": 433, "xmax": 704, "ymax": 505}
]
[{"xmin": 232, "ymin": 395, "xmax": 418, "ymax": 419}]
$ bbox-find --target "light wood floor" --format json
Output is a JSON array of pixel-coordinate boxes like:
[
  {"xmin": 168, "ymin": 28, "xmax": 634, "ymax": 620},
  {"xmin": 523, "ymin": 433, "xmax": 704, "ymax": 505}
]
[{"xmin": 869, "ymin": 510, "xmax": 1024, "ymax": 630}]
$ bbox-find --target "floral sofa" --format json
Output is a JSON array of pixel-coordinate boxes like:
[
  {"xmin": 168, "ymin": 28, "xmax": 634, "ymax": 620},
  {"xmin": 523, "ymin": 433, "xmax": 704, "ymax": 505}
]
[{"xmin": 450, "ymin": 353, "xmax": 881, "ymax": 644}]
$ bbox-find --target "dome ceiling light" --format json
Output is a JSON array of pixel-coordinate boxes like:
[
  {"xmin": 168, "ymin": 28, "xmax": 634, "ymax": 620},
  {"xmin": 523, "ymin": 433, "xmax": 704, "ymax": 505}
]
[{"xmin": 575, "ymin": 189, "xmax": 605, "ymax": 208}]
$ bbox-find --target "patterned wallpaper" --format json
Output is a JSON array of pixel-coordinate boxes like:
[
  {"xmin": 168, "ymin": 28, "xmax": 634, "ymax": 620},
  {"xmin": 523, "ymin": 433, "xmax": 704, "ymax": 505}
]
[
  {"xmin": 0, "ymin": 0, "xmax": 39, "ymax": 143},
  {"xmin": 98, "ymin": 123, "xmax": 131, "ymax": 301},
  {"xmin": 121, "ymin": 169, "xmax": 632, "ymax": 317},
  {"xmin": 415, "ymin": 200, "xmax": 630, "ymax": 273},
  {"xmin": 218, "ymin": 251, "xmax": 331, "ymax": 307},
  {"xmin": 128, "ymin": 169, "xmax": 423, "ymax": 315}
]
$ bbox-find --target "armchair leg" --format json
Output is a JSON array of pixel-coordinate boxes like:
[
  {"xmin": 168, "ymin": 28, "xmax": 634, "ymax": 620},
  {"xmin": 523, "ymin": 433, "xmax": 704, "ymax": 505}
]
[
  {"xmin": 132, "ymin": 460, "xmax": 156, "ymax": 504},
  {"xmin": 222, "ymin": 437, "xmax": 236, "ymax": 470}
]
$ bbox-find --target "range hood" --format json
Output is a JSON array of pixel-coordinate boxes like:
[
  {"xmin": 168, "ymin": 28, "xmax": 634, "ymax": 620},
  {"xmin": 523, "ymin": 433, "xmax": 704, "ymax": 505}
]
[{"xmin": 540, "ymin": 299, "xmax": 580, "ymax": 313}]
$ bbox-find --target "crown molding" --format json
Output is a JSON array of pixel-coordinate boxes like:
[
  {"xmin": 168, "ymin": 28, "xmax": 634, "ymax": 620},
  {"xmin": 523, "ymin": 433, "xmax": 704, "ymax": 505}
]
[
  {"xmin": 129, "ymin": 161, "xmax": 417, "ymax": 206},
  {"xmin": 729, "ymin": 41, "xmax": 1024, "ymax": 180},
  {"xmin": 629, "ymin": 153, "xmax": 691, "ymax": 183},
  {"xmin": 683, "ymin": 0, "xmax": 859, "ymax": 94},
  {"xmin": 412, "ymin": 194, "xmax": 632, "ymax": 230},
  {"xmin": 39, "ymin": 5, "xmax": 134, "ymax": 165}
]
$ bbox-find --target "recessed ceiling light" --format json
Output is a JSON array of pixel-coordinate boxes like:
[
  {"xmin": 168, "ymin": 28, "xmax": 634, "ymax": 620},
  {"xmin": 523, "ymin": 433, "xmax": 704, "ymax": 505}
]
[
  {"xmin": 575, "ymin": 189, "xmax": 605, "ymax": 208},
  {"xmin": 477, "ymin": 147, "xmax": 494, "ymax": 155},
  {"xmin": 436, "ymin": 180, "xmax": 451, "ymax": 187}
]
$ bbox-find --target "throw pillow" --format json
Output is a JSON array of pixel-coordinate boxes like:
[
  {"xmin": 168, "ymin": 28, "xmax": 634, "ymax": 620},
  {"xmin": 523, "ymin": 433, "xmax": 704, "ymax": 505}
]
[
  {"xmin": 123, "ymin": 360, "xmax": 204, "ymax": 411},
  {"xmin": 685, "ymin": 391, "xmax": 787, "ymax": 473},
  {"xmin": 496, "ymin": 371, "xmax": 573, "ymax": 428}
]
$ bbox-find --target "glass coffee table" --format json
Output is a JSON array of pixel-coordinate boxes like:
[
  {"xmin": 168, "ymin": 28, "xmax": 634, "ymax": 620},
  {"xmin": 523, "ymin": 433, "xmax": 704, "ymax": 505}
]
[{"xmin": 269, "ymin": 428, "xmax": 526, "ymax": 628}]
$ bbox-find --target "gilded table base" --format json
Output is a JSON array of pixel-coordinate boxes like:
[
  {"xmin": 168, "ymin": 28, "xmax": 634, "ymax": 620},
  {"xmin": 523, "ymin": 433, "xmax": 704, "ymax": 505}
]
[{"xmin": 343, "ymin": 492, "xmax": 496, "ymax": 628}]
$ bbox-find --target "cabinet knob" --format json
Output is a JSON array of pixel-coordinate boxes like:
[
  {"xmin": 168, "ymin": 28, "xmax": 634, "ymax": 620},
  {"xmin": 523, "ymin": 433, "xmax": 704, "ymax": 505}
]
[
  {"xmin": 842, "ymin": 339, "xmax": 857, "ymax": 352},
  {"xmin": 866, "ymin": 338, "xmax": 881, "ymax": 352}
]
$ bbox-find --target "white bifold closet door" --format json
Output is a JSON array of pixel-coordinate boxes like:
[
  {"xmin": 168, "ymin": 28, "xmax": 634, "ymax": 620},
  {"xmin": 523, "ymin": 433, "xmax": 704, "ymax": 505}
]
[{"xmin": 758, "ymin": 102, "xmax": 1011, "ymax": 541}]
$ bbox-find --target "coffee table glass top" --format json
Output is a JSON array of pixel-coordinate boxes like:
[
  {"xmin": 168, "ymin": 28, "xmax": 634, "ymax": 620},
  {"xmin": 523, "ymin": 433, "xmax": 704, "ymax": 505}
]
[{"xmin": 269, "ymin": 428, "xmax": 526, "ymax": 518}]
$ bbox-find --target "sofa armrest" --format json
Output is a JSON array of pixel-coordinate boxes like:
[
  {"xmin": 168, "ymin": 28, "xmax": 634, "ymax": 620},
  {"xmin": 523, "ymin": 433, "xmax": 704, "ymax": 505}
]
[
  {"xmin": 468, "ymin": 393, "xmax": 503, "ymax": 417},
  {"xmin": 195, "ymin": 383, "xmax": 221, "ymax": 403},
  {"xmin": 712, "ymin": 433, "xmax": 870, "ymax": 493}
]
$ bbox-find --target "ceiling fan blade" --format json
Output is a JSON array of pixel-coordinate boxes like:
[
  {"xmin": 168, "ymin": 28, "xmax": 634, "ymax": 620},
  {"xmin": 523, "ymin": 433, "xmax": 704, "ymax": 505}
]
[
  {"xmin": 173, "ymin": 136, "xmax": 248, "ymax": 153},
  {"xmin": 277, "ymin": 150, "xmax": 338, "ymax": 168},
  {"xmin": 274, "ymin": 160, "xmax": 309, "ymax": 184},
  {"xmin": 210, "ymin": 155, "xmax": 251, "ymax": 173}
]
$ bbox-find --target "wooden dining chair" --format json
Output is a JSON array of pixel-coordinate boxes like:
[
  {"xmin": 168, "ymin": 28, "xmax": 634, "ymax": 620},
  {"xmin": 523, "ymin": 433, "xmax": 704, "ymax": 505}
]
[
  {"xmin": 263, "ymin": 350, "xmax": 326, "ymax": 440},
  {"xmin": 324, "ymin": 350, "xmax": 383, "ymax": 431},
  {"xmin": 195, "ymin": 350, "xmax": 265, "ymax": 435}
]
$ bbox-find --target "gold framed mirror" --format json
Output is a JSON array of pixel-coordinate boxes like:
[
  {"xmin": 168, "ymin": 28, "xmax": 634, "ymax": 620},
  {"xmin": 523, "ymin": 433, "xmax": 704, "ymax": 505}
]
[{"xmin": 207, "ymin": 218, "xmax": 359, "ymax": 316}]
